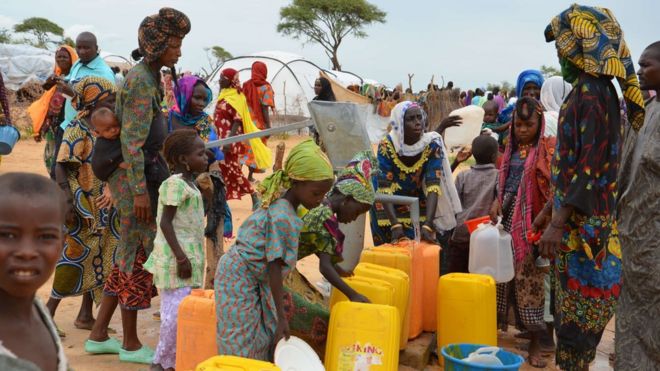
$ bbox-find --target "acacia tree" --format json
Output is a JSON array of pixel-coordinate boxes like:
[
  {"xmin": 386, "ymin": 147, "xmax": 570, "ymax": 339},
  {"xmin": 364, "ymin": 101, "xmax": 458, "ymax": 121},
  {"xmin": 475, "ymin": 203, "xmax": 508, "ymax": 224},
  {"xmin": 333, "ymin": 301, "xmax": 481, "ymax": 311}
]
[
  {"xmin": 277, "ymin": 0, "xmax": 386, "ymax": 71},
  {"xmin": 0, "ymin": 28, "xmax": 12, "ymax": 44},
  {"xmin": 14, "ymin": 17, "xmax": 64, "ymax": 49},
  {"xmin": 200, "ymin": 46, "xmax": 233, "ymax": 79},
  {"xmin": 540, "ymin": 65, "xmax": 562, "ymax": 79}
]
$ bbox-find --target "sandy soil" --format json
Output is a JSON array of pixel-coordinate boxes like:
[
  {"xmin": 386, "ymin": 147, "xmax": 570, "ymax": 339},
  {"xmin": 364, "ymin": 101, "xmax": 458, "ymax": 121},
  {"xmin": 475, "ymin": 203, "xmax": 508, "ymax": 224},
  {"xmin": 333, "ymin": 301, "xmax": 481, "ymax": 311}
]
[{"xmin": 0, "ymin": 138, "xmax": 613, "ymax": 370}]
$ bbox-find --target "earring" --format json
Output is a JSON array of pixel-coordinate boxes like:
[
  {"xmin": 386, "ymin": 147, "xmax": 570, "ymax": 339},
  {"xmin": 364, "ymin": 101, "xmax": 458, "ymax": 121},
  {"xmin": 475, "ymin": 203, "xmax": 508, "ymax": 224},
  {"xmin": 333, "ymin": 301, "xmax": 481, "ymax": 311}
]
[{"xmin": 185, "ymin": 163, "xmax": 191, "ymax": 172}]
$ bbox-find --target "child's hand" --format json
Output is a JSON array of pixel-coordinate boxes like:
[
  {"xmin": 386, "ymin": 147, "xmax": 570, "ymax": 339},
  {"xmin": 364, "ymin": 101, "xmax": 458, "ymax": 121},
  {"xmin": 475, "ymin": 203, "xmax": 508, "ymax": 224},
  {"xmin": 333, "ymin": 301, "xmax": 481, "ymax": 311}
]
[
  {"xmin": 421, "ymin": 225, "xmax": 436, "ymax": 243},
  {"xmin": 176, "ymin": 256, "xmax": 192, "ymax": 279},
  {"xmin": 455, "ymin": 147, "xmax": 472, "ymax": 164},
  {"xmin": 274, "ymin": 317, "xmax": 290, "ymax": 344},
  {"xmin": 489, "ymin": 199, "xmax": 501, "ymax": 223},
  {"xmin": 349, "ymin": 293, "xmax": 370, "ymax": 303}
]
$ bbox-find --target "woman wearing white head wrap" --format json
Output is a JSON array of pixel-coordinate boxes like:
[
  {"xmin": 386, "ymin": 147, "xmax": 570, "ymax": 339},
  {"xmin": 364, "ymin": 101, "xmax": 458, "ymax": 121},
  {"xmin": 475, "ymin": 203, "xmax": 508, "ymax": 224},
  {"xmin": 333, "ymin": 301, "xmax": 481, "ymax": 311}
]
[{"xmin": 540, "ymin": 76, "xmax": 573, "ymax": 137}]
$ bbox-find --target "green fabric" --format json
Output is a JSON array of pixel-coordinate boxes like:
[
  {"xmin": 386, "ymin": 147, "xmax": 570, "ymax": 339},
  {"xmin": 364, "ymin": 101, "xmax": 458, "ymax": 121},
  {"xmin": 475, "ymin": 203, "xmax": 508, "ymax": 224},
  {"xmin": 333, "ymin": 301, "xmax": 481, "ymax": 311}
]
[
  {"xmin": 258, "ymin": 139, "xmax": 333, "ymax": 208},
  {"xmin": 298, "ymin": 205, "xmax": 338, "ymax": 261},
  {"xmin": 560, "ymin": 57, "xmax": 580, "ymax": 84},
  {"xmin": 334, "ymin": 150, "xmax": 377, "ymax": 205}
]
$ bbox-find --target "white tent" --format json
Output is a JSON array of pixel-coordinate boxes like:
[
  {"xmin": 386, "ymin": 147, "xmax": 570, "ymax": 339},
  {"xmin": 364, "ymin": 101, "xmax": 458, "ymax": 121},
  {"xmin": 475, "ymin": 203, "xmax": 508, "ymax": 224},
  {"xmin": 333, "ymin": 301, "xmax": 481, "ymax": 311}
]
[
  {"xmin": 206, "ymin": 50, "xmax": 368, "ymax": 118},
  {"xmin": 0, "ymin": 43, "xmax": 54, "ymax": 90}
]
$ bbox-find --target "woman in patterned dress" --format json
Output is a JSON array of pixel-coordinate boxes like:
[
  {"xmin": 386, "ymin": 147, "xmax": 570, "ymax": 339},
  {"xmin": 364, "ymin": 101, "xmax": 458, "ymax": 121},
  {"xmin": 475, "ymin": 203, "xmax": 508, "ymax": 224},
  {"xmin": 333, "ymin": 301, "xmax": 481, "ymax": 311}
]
[
  {"xmin": 539, "ymin": 5, "xmax": 646, "ymax": 370},
  {"xmin": 214, "ymin": 139, "xmax": 334, "ymax": 360},
  {"xmin": 214, "ymin": 68, "xmax": 260, "ymax": 206},
  {"xmin": 243, "ymin": 61, "xmax": 275, "ymax": 181},
  {"xmin": 86, "ymin": 8, "xmax": 191, "ymax": 364},
  {"xmin": 45, "ymin": 77, "xmax": 119, "ymax": 334}
]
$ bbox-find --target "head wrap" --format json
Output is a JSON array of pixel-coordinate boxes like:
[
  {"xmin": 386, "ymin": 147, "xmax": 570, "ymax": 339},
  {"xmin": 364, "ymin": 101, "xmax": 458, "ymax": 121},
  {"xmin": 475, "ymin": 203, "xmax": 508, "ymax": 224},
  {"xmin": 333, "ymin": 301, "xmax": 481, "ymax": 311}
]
[
  {"xmin": 27, "ymin": 45, "xmax": 78, "ymax": 135},
  {"xmin": 257, "ymin": 139, "xmax": 334, "ymax": 208},
  {"xmin": 515, "ymin": 70, "xmax": 544, "ymax": 98},
  {"xmin": 545, "ymin": 4, "xmax": 644, "ymax": 130},
  {"xmin": 221, "ymin": 68, "xmax": 241, "ymax": 90},
  {"xmin": 170, "ymin": 75, "xmax": 212, "ymax": 126},
  {"xmin": 313, "ymin": 77, "xmax": 336, "ymax": 102},
  {"xmin": 71, "ymin": 76, "xmax": 116, "ymax": 119},
  {"xmin": 136, "ymin": 7, "xmax": 191, "ymax": 63},
  {"xmin": 540, "ymin": 76, "xmax": 572, "ymax": 113},
  {"xmin": 334, "ymin": 151, "xmax": 378, "ymax": 205},
  {"xmin": 242, "ymin": 61, "xmax": 271, "ymax": 128},
  {"xmin": 389, "ymin": 101, "xmax": 437, "ymax": 157}
]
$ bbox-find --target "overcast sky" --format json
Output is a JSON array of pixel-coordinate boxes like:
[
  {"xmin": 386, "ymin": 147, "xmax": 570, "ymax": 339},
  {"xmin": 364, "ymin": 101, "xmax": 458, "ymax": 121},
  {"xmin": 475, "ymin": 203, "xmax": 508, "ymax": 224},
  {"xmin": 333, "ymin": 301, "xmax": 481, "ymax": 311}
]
[{"xmin": 2, "ymin": 0, "xmax": 657, "ymax": 89}]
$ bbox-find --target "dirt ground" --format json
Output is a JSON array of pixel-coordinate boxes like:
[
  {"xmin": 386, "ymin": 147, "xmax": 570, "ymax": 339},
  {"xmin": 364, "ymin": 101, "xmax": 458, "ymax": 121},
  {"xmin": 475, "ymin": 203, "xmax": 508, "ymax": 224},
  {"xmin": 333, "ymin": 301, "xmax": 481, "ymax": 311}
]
[{"xmin": 0, "ymin": 138, "xmax": 613, "ymax": 370}]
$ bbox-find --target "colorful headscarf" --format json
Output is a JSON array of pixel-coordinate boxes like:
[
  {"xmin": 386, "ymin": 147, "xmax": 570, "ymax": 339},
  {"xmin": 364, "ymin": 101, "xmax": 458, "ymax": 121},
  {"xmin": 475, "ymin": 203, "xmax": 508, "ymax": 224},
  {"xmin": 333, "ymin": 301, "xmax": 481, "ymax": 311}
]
[
  {"xmin": 170, "ymin": 75, "xmax": 212, "ymax": 126},
  {"xmin": 242, "ymin": 62, "xmax": 271, "ymax": 128},
  {"xmin": 334, "ymin": 151, "xmax": 378, "ymax": 205},
  {"xmin": 545, "ymin": 4, "xmax": 645, "ymax": 130},
  {"xmin": 258, "ymin": 139, "xmax": 334, "ymax": 208},
  {"xmin": 27, "ymin": 45, "xmax": 78, "ymax": 135},
  {"xmin": 136, "ymin": 7, "xmax": 191, "ymax": 63},
  {"xmin": 71, "ymin": 76, "xmax": 116, "ymax": 119},
  {"xmin": 515, "ymin": 70, "xmax": 544, "ymax": 98},
  {"xmin": 221, "ymin": 68, "xmax": 241, "ymax": 91}
]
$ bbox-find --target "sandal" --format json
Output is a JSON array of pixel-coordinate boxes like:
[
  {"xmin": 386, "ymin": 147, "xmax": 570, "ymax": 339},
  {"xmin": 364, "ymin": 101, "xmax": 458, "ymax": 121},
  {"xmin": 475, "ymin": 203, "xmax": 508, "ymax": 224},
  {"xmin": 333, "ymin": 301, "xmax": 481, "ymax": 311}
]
[
  {"xmin": 55, "ymin": 324, "xmax": 66, "ymax": 338},
  {"xmin": 119, "ymin": 345, "xmax": 155, "ymax": 364},
  {"xmin": 85, "ymin": 337, "xmax": 122, "ymax": 354}
]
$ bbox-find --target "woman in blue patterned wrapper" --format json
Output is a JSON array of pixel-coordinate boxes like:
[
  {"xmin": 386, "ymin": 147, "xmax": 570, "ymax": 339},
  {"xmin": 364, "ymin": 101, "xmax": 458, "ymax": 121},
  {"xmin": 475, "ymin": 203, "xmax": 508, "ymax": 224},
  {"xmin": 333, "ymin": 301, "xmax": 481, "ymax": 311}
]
[{"xmin": 369, "ymin": 101, "xmax": 461, "ymax": 246}]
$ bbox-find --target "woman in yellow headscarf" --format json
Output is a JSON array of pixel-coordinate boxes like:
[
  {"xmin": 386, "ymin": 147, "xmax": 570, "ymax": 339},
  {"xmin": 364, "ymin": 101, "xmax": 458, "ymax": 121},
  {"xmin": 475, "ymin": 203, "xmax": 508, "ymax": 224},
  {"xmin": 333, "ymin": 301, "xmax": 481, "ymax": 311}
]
[
  {"xmin": 27, "ymin": 45, "xmax": 78, "ymax": 179},
  {"xmin": 214, "ymin": 139, "xmax": 334, "ymax": 360}
]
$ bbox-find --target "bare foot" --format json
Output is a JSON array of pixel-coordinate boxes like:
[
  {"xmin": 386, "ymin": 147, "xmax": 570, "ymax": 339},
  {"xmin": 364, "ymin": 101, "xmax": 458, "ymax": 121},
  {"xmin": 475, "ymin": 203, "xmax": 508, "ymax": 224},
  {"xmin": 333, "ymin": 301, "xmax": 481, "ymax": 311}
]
[
  {"xmin": 528, "ymin": 335, "xmax": 548, "ymax": 368},
  {"xmin": 150, "ymin": 364, "xmax": 165, "ymax": 371},
  {"xmin": 74, "ymin": 318, "xmax": 96, "ymax": 330}
]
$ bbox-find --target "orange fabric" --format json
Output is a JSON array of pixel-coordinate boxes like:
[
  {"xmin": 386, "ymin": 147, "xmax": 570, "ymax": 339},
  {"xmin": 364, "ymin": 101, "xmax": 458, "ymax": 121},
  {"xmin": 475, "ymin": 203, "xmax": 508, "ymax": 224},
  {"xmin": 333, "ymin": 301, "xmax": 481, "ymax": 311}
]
[
  {"xmin": 242, "ymin": 61, "xmax": 269, "ymax": 128},
  {"xmin": 27, "ymin": 45, "xmax": 78, "ymax": 136}
]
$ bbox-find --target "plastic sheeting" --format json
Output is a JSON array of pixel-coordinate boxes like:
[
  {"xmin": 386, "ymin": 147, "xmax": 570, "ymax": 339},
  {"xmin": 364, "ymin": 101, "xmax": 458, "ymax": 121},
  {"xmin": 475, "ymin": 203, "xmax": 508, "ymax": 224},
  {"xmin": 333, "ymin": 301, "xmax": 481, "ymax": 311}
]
[{"xmin": 0, "ymin": 43, "xmax": 54, "ymax": 90}]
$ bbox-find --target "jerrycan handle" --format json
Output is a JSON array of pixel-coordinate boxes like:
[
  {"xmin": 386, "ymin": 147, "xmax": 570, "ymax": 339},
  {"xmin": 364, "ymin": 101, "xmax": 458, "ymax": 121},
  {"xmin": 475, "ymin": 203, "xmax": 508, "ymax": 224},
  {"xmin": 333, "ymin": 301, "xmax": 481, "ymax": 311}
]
[{"xmin": 495, "ymin": 216, "xmax": 504, "ymax": 230}]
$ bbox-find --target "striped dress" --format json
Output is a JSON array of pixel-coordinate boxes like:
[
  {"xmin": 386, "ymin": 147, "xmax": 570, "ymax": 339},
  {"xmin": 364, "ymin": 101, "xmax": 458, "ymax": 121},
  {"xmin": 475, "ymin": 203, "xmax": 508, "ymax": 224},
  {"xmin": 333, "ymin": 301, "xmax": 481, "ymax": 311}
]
[{"xmin": 214, "ymin": 198, "xmax": 302, "ymax": 360}]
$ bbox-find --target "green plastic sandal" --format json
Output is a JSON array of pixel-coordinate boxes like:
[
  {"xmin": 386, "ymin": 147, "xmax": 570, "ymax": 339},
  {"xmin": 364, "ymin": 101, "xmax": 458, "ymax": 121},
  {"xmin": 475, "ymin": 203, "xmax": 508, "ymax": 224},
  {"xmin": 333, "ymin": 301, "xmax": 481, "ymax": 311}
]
[
  {"xmin": 119, "ymin": 346, "xmax": 155, "ymax": 364},
  {"xmin": 85, "ymin": 338, "xmax": 121, "ymax": 354}
]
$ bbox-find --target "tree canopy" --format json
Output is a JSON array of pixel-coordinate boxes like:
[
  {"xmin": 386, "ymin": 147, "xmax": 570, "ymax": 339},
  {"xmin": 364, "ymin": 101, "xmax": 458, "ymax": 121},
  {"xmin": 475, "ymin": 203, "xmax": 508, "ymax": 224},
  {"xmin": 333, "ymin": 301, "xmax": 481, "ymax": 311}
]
[
  {"xmin": 200, "ymin": 45, "xmax": 234, "ymax": 79},
  {"xmin": 0, "ymin": 28, "xmax": 11, "ymax": 44},
  {"xmin": 277, "ymin": 0, "xmax": 386, "ymax": 71},
  {"xmin": 14, "ymin": 17, "xmax": 64, "ymax": 49},
  {"xmin": 540, "ymin": 65, "xmax": 562, "ymax": 79}
]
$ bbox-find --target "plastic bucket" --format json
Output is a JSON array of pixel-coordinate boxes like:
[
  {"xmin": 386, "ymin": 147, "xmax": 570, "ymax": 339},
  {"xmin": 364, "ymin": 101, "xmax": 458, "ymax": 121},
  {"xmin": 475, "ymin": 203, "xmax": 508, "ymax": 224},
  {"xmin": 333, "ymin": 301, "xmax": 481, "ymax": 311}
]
[
  {"xmin": 465, "ymin": 216, "xmax": 491, "ymax": 234},
  {"xmin": 441, "ymin": 344, "xmax": 524, "ymax": 371},
  {"xmin": 0, "ymin": 125, "xmax": 20, "ymax": 155}
]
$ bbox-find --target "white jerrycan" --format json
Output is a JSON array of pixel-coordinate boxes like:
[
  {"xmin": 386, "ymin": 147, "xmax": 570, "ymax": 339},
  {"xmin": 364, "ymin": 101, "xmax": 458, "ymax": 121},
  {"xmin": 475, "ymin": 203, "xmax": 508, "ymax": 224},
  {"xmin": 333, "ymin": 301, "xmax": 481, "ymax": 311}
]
[{"xmin": 468, "ymin": 218, "xmax": 515, "ymax": 283}]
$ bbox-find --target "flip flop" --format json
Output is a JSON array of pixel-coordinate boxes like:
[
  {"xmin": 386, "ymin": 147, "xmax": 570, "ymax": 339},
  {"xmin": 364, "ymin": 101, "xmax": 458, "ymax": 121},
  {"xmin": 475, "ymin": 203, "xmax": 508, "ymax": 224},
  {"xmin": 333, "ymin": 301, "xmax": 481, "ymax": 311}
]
[
  {"xmin": 153, "ymin": 311, "xmax": 161, "ymax": 321},
  {"xmin": 119, "ymin": 346, "xmax": 155, "ymax": 364},
  {"xmin": 85, "ymin": 338, "xmax": 122, "ymax": 354}
]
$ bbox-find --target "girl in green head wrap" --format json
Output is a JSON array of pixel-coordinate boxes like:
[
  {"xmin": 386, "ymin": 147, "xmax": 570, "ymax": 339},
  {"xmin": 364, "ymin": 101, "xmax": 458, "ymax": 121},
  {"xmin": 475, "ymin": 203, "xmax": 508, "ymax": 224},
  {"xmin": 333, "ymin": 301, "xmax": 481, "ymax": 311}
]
[
  {"xmin": 214, "ymin": 139, "xmax": 334, "ymax": 360},
  {"xmin": 282, "ymin": 151, "xmax": 378, "ymax": 353}
]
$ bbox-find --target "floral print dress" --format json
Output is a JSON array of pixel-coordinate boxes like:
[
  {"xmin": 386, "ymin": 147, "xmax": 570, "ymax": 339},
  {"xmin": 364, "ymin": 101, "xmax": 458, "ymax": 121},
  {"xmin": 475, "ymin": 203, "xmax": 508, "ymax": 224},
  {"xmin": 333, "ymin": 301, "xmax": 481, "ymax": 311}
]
[{"xmin": 551, "ymin": 75, "xmax": 623, "ymax": 370}]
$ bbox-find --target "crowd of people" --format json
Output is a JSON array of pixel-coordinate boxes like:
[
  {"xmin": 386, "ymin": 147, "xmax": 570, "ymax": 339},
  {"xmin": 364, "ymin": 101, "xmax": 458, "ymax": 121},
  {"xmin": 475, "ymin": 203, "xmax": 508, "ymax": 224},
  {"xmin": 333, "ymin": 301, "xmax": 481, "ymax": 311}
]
[{"xmin": 0, "ymin": 3, "xmax": 658, "ymax": 371}]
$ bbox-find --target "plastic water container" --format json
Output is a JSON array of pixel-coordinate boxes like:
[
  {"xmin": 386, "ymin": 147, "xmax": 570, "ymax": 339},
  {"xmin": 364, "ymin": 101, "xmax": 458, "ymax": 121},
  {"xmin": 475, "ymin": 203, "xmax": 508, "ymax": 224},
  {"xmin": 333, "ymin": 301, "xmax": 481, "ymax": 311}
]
[
  {"xmin": 444, "ymin": 105, "xmax": 485, "ymax": 151},
  {"xmin": 176, "ymin": 289, "xmax": 217, "ymax": 371},
  {"xmin": 360, "ymin": 244, "xmax": 424, "ymax": 339},
  {"xmin": 325, "ymin": 302, "xmax": 400, "ymax": 371},
  {"xmin": 195, "ymin": 355, "xmax": 281, "ymax": 370},
  {"xmin": 437, "ymin": 273, "xmax": 497, "ymax": 363},
  {"xmin": 468, "ymin": 220, "xmax": 514, "ymax": 283},
  {"xmin": 441, "ymin": 344, "xmax": 524, "ymax": 371},
  {"xmin": 354, "ymin": 262, "xmax": 410, "ymax": 349},
  {"xmin": 329, "ymin": 275, "xmax": 396, "ymax": 311},
  {"xmin": 0, "ymin": 125, "xmax": 20, "ymax": 155},
  {"xmin": 420, "ymin": 242, "xmax": 440, "ymax": 332}
]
